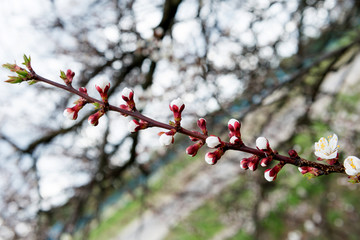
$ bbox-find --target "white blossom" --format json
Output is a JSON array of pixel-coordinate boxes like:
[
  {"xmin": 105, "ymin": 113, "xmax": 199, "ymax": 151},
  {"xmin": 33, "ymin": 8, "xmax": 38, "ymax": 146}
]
[
  {"xmin": 256, "ymin": 137, "xmax": 268, "ymax": 150},
  {"xmin": 264, "ymin": 169, "xmax": 275, "ymax": 182},
  {"xmin": 170, "ymin": 98, "xmax": 184, "ymax": 109},
  {"xmin": 205, "ymin": 152, "xmax": 215, "ymax": 165},
  {"xmin": 344, "ymin": 156, "xmax": 360, "ymax": 176},
  {"xmin": 128, "ymin": 120, "xmax": 139, "ymax": 133},
  {"xmin": 228, "ymin": 118, "xmax": 239, "ymax": 127},
  {"xmin": 314, "ymin": 134, "xmax": 338, "ymax": 159},
  {"xmin": 159, "ymin": 133, "xmax": 174, "ymax": 146},
  {"xmin": 95, "ymin": 78, "xmax": 110, "ymax": 91},
  {"xmin": 63, "ymin": 109, "xmax": 75, "ymax": 120},
  {"xmin": 122, "ymin": 87, "xmax": 133, "ymax": 99},
  {"xmin": 206, "ymin": 136, "xmax": 221, "ymax": 148}
]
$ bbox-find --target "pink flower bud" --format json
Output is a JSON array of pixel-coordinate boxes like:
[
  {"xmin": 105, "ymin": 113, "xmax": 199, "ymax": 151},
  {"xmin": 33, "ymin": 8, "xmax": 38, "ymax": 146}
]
[
  {"xmin": 63, "ymin": 108, "xmax": 77, "ymax": 120},
  {"xmin": 159, "ymin": 132, "xmax": 175, "ymax": 146},
  {"xmin": 128, "ymin": 120, "xmax": 140, "ymax": 133},
  {"xmin": 186, "ymin": 142, "xmax": 203, "ymax": 157},
  {"xmin": 240, "ymin": 155, "xmax": 259, "ymax": 171},
  {"xmin": 88, "ymin": 110, "xmax": 105, "ymax": 126},
  {"xmin": 169, "ymin": 98, "xmax": 185, "ymax": 124},
  {"xmin": 288, "ymin": 149, "xmax": 299, "ymax": 159},
  {"xmin": 121, "ymin": 87, "xmax": 136, "ymax": 110},
  {"xmin": 79, "ymin": 87, "xmax": 87, "ymax": 94},
  {"xmin": 228, "ymin": 119, "xmax": 241, "ymax": 132},
  {"xmin": 205, "ymin": 149, "xmax": 224, "ymax": 165},
  {"xmin": 128, "ymin": 119, "xmax": 148, "ymax": 133},
  {"xmin": 206, "ymin": 135, "xmax": 222, "ymax": 148},
  {"xmin": 122, "ymin": 87, "xmax": 134, "ymax": 101},
  {"xmin": 256, "ymin": 137, "xmax": 269, "ymax": 150},
  {"xmin": 66, "ymin": 69, "xmax": 75, "ymax": 84},
  {"xmin": 264, "ymin": 169, "xmax": 276, "ymax": 182},
  {"xmin": 197, "ymin": 118, "xmax": 208, "ymax": 135},
  {"xmin": 240, "ymin": 159, "xmax": 249, "ymax": 170},
  {"xmin": 95, "ymin": 78, "xmax": 110, "ymax": 102},
  {"xmin": 260, "ymin": 157, "xmax": 272, "ymax": 167},
  {"xmin": 264, "ymin": 163, "xmax": 284, "ymax": 182},
  {"xmin": 229, "ymin": 136, "xmax": 240, "ymax": 144}
]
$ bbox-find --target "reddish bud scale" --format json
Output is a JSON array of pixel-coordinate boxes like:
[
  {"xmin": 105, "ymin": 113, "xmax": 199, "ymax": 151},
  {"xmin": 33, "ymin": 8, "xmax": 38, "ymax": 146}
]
[
  {"xmin": 260, "ymin": 156, "xmax": 272, "ymax": 167},
  {"xmin": 121, "ymin": 88, "xmax": 136, "ymax": 110},
  {"xmin": 240, "ymin": 155, "xmax": 259, "ymax": 171},
  {"xmin": 186, "ymin": 141, "xmax": 204, "ymax": 157},
  {"xmin": 197, "ymin": 118, "xmax": 208, "ymax": 135},
  {"xmin": 169, "ymin": 98, "xmax": 185, "ymax": 125},
  {"xmin": 88, "ymin": 109, "xmax": 105, "ymax": 126},
  {"xmin": 264, "ymin": 162, "xmax": 285, "ymax": 182},
  {"xmin": 65, "ymin": 69, "xmax": 75, "ymax": 85},
  {"xmin": 228, "ymin": 119, "xmax": 242, "ymax": 144},
  {"xmin": 205, "ymin": 148, "xmax": 224, "ymax": 165}
]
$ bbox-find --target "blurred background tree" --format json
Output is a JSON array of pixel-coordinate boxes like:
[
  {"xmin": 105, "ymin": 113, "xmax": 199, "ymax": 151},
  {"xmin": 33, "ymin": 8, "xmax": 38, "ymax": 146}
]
[{"xmin": 1, "ymin": 0, "xmax": 360, "ymax": 239}]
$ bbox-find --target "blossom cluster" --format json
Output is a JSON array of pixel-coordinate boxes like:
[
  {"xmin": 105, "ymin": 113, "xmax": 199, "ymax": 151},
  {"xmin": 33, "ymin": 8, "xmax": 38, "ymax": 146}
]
[{"xmin": 2, "ymin": 55, "xmax": 356, "ymax": 184}]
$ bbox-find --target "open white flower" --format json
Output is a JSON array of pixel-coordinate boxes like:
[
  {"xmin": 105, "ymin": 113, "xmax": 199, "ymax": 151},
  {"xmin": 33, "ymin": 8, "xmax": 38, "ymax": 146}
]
[
  {"xmin": 314, "ymin": 134, "xmax": 339, "ymax": 159},
  {"xmin": 344, "ymin": 156, "xmax": 360, "ymax": 176}
]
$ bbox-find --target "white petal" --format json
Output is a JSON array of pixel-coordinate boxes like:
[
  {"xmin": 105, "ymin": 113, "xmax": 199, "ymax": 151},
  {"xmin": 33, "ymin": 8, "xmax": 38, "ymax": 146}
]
[
  {"xmin": 206, "ymin": 136, "xmax": 221, "ymax": 148},
  {"xmin": 159, "ymin": 134, "xmax": 173, "ymax": 146},
  {"xmin": 122, "ymin": 87, "xmax": 133, "ymax": 99},
  {"xmin": 96, "ymin": 78, "xmax": 110, "ymax": 91},
  {"xmin": 256, "ymin": 137, "xmax": 268, "ymax": 150},
  {"xmin": 229, "ymin": 136, "xmax": 238, "ymax": 144},
  {"xmin": 205, "ymin": 153, "xmax": 215, "ymax": 165},
  {"xmin": 228, "ymin": 118, "xmax": 238, "ymax": 127},
  {"xmin": 128, "ymin": 120, "xmax": 139, "ymax": 133},
  {"xmin": 170, "ymin": 98, "xmax": 184, "ymax": 108},
  {"xmin": 264, "ymin": 170, "xmax": 274, "ymax": 182},
  {"xmin": 328, "ymin": 134, "xmax": 338, "ymax": 151},
  {"xmin": 315, "ymin": 151, "xmax": 330, "ymax": 159},
  {"xmin": 63, "ymin": 109, "xmax": 75, "ymax": 120}
]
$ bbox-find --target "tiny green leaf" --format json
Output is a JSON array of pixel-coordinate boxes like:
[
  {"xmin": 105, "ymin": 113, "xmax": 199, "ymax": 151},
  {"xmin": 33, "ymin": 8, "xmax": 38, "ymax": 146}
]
[
  {"xmin": 60, "ymin": 70, "xmax": 67, "ymax": 80},
  {"xmin": 92, "ymin": 102, "xmax": 101, "ymax": 109},
  {"xmin": 5, "ymin": 76, "xmax": 23, "ymax": 84},
  {"xmin": 16, "ymin": 70, "xmax": 29, "ymax": 78},
  {"xmin": 22, "ymin": 54, "xmax": 31, "ymax": 67},
  {"xmin": 27, "ymin": 80, "xmax": 38, "ymax": 85}
]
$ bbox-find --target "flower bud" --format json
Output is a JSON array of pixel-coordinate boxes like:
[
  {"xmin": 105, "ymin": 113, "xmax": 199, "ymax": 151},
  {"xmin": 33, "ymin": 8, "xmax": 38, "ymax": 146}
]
[
  {"xmin": 121, "ymin": 87, "xmax": 136, "ymax": 110},
  {"xmin": 88, "ymin": 109, "xmax": 105, "ymax": 126},
  {"xmin": 256, "ymin": 137, "xmax": 269, "ymax": 150},
  {"xmin": 186, "ymin": 142, "xmax": 203, "ymax": 157},
  {"xmin": 206, "ymin": 135, "xmax": 222, "ymax": 148},
  {"xmin": 122, "ymin": 87, "xmax": 134, "ymax": 101},
  {"xmin": 264, "ymin": 163, "xmax": 284, "ymax": 182},
  {"xmin": 344, "ymin": 156, "xmax": 360, "ymax": 176},
  {"xmin": 128, "ymin": 119, "xmax": 148, "ymax": 133},
  {"xmin": 63, "ymin": 108, "xmax": 77, "ymax": 120},
  {"xmin": 197, "ymin": 118, "xmax": 208, "ymax": 135},
  {"xmin": 240, "ymin": 155, "xmax": 259, "ymax": 171},
  {"xmin": 260, "ymin": 156, "xmax": 272, "ymax": 167},
  {"xmin": 159, "ymin": 132, "xmax": 175, "ymax": 146},
  {"xmin": 205, "ymin": 149, "xmax": 224, "ymax": 165},
  {"xmin": 66, "ymin": 69, "xmax": 75, "ymax": 84},
  {"xmin": 228, "ymin": 119, "xmax": 241, "ymax": 132},
  {"xmin": 229, "ymin": 136, "xmax": 240, "ymax": 144},
  {"xmin": 95, "ymin": 78, "xmax": 110, "ymax": 102},
  {"xmin": 128, "ymin": 120, "xmax": 140, "ymax": 133},
  {"xmin": 169, "ymin": 98, "xmax": 185, "ymax": 124},
  {"xmin": 240, "ymin": 158, "xmax": 249, "ymax": 170}
]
